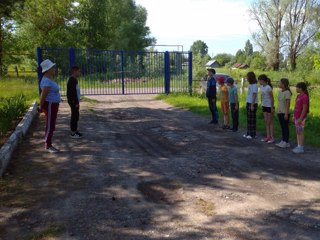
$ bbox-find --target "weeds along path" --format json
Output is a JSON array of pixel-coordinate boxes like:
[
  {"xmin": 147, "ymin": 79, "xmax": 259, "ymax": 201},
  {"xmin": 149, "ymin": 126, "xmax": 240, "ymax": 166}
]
[{"xmin": 1, "ymin": 95, "xmax": 320, "ymax": 240}]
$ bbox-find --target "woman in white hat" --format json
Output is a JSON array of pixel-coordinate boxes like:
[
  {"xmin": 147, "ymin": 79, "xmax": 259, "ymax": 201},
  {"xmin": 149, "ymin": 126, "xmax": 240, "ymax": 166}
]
[{"xmin": 39, "ymin": 59, "xmax": 61, "ymax": 153}]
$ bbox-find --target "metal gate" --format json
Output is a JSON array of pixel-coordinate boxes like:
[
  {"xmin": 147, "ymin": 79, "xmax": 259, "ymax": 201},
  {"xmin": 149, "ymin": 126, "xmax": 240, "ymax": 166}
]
[{"xmin": 36, "ymin": 48, "xmax": 192, "ymax": 95}]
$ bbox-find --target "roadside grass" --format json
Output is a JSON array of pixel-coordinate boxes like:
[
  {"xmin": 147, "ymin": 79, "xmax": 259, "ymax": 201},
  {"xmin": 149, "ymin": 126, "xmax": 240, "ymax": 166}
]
[
  {"xmin": 157, "ymin": 88, "xmax": 320, "ymax": 147},
  {"xmin": 0, "ymin": 76, "xmax": 38, "ymax": 143}
]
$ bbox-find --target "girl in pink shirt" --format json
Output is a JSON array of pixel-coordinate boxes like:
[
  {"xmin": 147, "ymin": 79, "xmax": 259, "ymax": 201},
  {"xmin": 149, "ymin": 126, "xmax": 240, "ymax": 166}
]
[{"xmin": 292, "ymin": 82, "xmax": 309, "ymax": 153}]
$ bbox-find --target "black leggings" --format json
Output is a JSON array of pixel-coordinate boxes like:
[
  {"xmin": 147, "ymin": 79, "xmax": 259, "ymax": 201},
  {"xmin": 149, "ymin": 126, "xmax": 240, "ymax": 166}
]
[{"xmin": 278, "ymin": 113, "xmax": 290, "ymax": 142}]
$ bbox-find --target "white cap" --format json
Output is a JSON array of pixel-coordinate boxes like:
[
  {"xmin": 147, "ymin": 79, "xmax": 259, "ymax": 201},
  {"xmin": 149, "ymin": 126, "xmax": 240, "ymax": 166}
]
[{"xmin": 40, "ymin": 59, "xmax": 56, "ymax": 73}]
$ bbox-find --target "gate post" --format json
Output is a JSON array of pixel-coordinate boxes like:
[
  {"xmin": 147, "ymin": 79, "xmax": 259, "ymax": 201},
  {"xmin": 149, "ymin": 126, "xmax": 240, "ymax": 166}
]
[
  {"xmin": 164, "ymin": 51, "xmax": 170, "ymax": 94},
  {"xmin": 69, "ymin": 48, "xmax": 76, "ymax": 69},
  {"xmin": 121, "ymin": 51, "xmax": 125, "ymax": 95},
  {"xmin": 188, "ymin": 51, "xmax": 193, "ymax": 96},
  {"xmin": 36, "ymin": 47, "xmax": 43, "ymax": 95}
]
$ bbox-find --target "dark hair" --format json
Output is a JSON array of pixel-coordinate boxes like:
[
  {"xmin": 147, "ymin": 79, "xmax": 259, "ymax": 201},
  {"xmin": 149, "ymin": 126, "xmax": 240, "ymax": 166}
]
[
  {"xmin": 258, "ymin": 74, "xmax": 273, "ymax": 89},
  {"xmin": 207, "ymin": 68, "xmax": 216, "ymax": 74},
  {"xmin": 246, "ymin": 71, "xmax": 257, "ymax": 84},
  {"xmin": 280, "ymin": 78, "xmax": 292, "ymax": 95},
  {"xmin": 296, "ymin": 82, "xmax": 309, "ymax": 112},
  {"xmin": 71, "ymin": 66, "xmax": 80, "ymax": 74}
]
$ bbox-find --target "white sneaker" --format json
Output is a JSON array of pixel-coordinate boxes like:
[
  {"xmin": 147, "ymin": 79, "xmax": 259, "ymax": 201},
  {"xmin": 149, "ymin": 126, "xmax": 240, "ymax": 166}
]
[
  {"xmin": 47, "ymin": 146, "xmax": 60, "ymax": 153},
  {"xmin": 275, "ymin": 141, "xmax": 284, "ymax": 147},
  {"xmin": 261, "ymin": 137, "xmax": 269, "ymax": 142},
  {"xmin": 292, "ymin": 146, "xmax": 304, "ymax": 154},
  {"xmin": 246, "ymin": 135, "xmax": 253, "ymax": 139},
  {"xmin": 285, "ymin": 142, "xmax": 290, "ymax": 148}
]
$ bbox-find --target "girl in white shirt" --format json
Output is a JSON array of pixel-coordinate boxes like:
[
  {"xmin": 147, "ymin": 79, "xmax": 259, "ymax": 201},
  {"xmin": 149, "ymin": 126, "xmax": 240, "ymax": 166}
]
[{"xmin": 258, "ymin": 74, "xmax": 275, "ymax": 143}]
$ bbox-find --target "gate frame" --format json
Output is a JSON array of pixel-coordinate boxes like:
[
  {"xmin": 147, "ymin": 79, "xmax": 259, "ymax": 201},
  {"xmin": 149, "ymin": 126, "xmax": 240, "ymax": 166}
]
[{"xmin": 36, "ymin": 47, "xmax": 193, "ymax": 95}]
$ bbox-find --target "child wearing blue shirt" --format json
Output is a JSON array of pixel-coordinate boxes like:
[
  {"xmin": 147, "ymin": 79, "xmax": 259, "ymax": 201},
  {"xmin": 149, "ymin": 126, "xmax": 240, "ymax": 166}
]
[{"xmin": 227, "ymin": 77, "xmax": 239, "ymax": 132}]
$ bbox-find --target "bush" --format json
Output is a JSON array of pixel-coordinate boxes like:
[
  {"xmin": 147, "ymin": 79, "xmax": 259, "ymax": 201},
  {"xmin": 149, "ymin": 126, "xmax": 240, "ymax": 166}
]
[{"xmin": 0, "ymin": 94, "xmax": 28, "ymax": 138}]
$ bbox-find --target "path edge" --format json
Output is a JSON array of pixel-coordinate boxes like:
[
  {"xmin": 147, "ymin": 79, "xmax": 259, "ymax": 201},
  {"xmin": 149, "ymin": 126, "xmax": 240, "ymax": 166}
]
[{"xmin": 0, "ymin": 102, "xmax": 38, "ymax": 177}]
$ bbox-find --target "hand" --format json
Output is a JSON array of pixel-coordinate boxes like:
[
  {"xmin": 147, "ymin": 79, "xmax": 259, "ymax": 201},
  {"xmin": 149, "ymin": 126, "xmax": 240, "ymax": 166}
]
[
  {"xmin": 250, "ymin": 104, "xmax": 254, "ymax": 111},
  {"xmin": 284, "ymin": 114, "xmax": 288, "ymax": 121},
  {"xmin": 76, "ymin": 104, "xmax": 79, "ymax": 108}
]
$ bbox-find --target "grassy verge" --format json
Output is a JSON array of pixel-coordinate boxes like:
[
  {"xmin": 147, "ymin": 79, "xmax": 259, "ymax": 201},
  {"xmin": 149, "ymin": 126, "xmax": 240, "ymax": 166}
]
[
  {"xmin": 0, "ymin": 77, "xmax": 39, "ymax": 143},
  {"xmin": 157, "ymin": 89, "xmax": 320, "ymax": 147}
]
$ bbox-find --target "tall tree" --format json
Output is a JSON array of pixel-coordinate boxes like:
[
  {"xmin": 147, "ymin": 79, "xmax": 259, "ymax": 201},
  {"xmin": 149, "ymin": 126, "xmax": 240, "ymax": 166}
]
[
  {"xmin": 0, "ymin": 0, "xmax": 25, "ymax": 75},
  {"xmin": 249, "ymin": 0, "xmax": 289, "ymax": 70},
  {"xmin": 244, "ymin": 40, "xmax": 253, "ymax": 56},
  {"xmin": 78, "ymin": 0, "xmax": 155, "ymax": 50},
  {"xmin": 284, "ymin": 0, "xmax": 320, "ymax": 70},
  {"xmin": 190, "ymin": 40, "xmax": 208, "ymax": 57}
]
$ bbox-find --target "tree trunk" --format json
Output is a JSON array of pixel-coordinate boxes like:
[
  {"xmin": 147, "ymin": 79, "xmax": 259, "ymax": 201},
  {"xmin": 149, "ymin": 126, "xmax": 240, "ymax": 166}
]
[{"xmin": 290, "ymin": 52, "xmax": 297, "ymax": 71}]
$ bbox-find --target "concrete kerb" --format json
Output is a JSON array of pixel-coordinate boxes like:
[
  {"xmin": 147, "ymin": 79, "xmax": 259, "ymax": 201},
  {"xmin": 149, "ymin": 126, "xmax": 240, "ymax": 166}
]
[{"xmin": 0, "ymin": 102, "xmax": 38, "ymax": 177}]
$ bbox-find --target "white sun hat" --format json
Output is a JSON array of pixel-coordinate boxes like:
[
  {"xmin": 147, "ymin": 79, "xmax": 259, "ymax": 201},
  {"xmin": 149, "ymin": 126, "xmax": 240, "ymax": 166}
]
[{"xmin": 40, "ymin": 59, "xmax": 56, "ymax": 73}]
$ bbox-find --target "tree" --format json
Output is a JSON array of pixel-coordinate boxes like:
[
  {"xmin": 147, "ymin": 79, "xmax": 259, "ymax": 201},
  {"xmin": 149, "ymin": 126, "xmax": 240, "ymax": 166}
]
[
  {"xmin": 190, "ymin": 40, "xmax": 208, "ymax": 57},
  {"xmin": 284, "ymin": 0, "xmax": 320, "ymax": 70},
  {"xmin": 0, "ymin": 0, "xmax": 25, "ymax": 75},
  {"xmin": 244, "ymin": 40, "xmax": 253, "ymax": 56},
  {"xmin": 213, "ymin": 53, "xmax": 233, "ymax": 66},
  {"xmin": 77, "ymin": 0, "xmax": 155, "ymax": 50},
  {"xmin": 250, "ymin": 52, "xmax": 267, "ymax": 70},
  {"xmin": 249, "ymin": 0, "xmax": 289, "ymax": 70},
  {"xmin": 234, "ymin": 49, "xmax": 246, "ymax": 64}
]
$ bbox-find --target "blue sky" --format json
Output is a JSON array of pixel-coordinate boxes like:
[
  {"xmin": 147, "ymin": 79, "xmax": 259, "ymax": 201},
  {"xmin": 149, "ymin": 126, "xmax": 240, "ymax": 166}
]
[{"xmin": 135, "ymin": 0, "xmax": 258, "ymax": 56}]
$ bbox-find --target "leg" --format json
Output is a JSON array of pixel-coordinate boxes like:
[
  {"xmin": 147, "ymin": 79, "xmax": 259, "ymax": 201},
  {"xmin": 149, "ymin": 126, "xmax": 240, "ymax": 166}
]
[
  {"xmin": 283, "ymin": 114, "xmax": 290, "ymax": 143},
  {"xmin": 70, "ymin": 104, "xmax": 79, "ymax": 132}
]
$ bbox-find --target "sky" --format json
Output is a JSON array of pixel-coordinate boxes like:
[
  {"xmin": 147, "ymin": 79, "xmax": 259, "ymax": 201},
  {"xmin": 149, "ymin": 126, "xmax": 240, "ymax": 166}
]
[{"xmin": 135, "ymin": 0, "xmax": 258, "ymax": 56}]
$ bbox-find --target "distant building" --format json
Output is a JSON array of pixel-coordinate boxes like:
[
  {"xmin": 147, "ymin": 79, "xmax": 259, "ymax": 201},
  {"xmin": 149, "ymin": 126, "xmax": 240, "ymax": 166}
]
[
  {"xmin": 232, "ymin": 63, "xmax": 249, "ymax": 69},
  {"xmin": 205, "ymin": 60, "xmax": 220, "ymax": 68}
]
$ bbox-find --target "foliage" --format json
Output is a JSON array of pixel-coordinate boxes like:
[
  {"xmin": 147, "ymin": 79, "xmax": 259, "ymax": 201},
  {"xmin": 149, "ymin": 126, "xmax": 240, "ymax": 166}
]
[
  {"xmin": 192, "ymin": 53, "xmax": 211, "ymax": 80},
  {"xmin": 249, "ymin": 0, "xmax": 320, "ymax": 71},
  {"xmin": 190, "ymin": 40, "xmax": 209, "ymax": 57},
  {"xmin": 214, "ymin": 53, "xmax": 233, "ymax": 67},
  {"xmin": 0, "ymin": 94, "xmax": 27, "ymax": 138}
]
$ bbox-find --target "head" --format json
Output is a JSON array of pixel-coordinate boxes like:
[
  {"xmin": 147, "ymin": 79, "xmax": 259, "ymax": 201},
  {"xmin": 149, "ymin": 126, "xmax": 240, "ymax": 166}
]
[
  {"xmin": 226, "ymin": 77, "xmax": 234, "ymax": 87},
  {"xmin": 207, "ymin": 68, "xmax": 216, "ymax": 76},
  {"xmin": 217, "ymin": 76, "xmax": 225, "ymax": 85},
  {"xmin": 246, "ymin": 71, "xmax": 257, "ymax": 84},
  {"xmin": 41, "ymin": 59, "xmax": 56, "ymax": 77},
  {"xmin": 296, "ymin": 82, "xmax": 308, "ymax": 94},
  {"xmin": 71, "ymin": 66, "xmax": 81, "ymax": 77},
  {"xmin": 279, "ymin": 78, "xmax": 291, "ymax": 94}
]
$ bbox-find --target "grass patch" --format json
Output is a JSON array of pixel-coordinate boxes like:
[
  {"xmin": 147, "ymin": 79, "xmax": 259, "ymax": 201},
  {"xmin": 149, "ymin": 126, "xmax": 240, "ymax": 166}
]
[
  {"xmin": 195, "ymin": 198, "xmax": 215, "ymax": 216},
  {"xmin": 157, "ymin": 88, "xmax": 320, "ymax": 147}
]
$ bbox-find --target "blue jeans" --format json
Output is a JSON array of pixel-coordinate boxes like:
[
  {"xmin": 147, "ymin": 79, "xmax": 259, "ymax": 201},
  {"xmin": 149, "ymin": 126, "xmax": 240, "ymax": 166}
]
[{"xmin": 207, "ymin": 97, "xmax": 218, "ymax": 123}]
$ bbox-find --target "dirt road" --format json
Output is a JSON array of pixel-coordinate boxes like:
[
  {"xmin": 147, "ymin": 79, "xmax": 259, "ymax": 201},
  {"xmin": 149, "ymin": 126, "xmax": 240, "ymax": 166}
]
[{"xmin": 1, "ymin": 95, "xmax": 320, "ymax": 240}]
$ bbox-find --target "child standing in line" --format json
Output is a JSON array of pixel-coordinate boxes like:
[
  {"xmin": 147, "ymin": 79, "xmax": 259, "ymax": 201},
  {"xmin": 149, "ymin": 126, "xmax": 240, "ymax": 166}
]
[
  {"xmin": 292, "ymin": 82, "xmax": 309, "ymax": 153},
  {"xmin": 206, "ymin": 68, "xmax": 219, "ymax": 124},
  {"xmin": 276, "ymin": 78, "xmax": 292, "ymax": 148},
  {"xmin": 258, "ymin": 74, "xmax": 275, "ymax": 143},
  {"xmin": 227, "ymin": 77, "xmax": 239, "ymax": 132},
  {"xmin": 218, "ymin": 76, "xmax": 230, "ymax": 129},
  {"xmin": 67, "ymin": 66, "xmax": 83, "ymax": 138},
  {"xmin": 243, "ymin": 71, "xmax": 258, "ymax": 139}
]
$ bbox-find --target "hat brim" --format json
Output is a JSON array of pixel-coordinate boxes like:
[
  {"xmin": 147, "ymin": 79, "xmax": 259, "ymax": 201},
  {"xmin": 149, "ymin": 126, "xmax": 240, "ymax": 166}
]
[{"xmin": 42, "ymin": 63, "xmax": 56, "ymax": 73}]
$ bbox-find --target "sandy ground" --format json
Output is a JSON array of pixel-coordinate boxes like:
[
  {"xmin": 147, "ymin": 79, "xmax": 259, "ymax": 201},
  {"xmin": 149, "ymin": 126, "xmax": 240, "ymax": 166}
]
[{"xmin": 0, "ymin": 95, "xmax": 320, "ymax": 240}]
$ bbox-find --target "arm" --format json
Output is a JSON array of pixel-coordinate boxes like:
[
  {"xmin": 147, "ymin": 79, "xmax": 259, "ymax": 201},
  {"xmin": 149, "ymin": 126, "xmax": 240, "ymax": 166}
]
[
  {"xmin": 39, "ymin": 87, "xmax": 50, "ymax": 111},
  {"xmin": 269, "ymin": 91, "xmax": 274, "ymax": 112},
  {"xmin": 235, "ymin": 91, "xmax": 239, "ymax": 110},
  {"xmin": 285, "ymin": 99, "xmax": 290, "ymax": 120},
  {"xmin": 251, "ymin": 93, "xmax": 257, "ymax": 111},
  {"xmin": 299, "ymin": 104, "xmax": 308, "ymax": 122}
]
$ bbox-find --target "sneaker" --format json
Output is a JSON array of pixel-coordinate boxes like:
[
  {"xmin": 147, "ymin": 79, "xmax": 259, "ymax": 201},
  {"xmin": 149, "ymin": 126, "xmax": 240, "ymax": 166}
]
[
  {"xmin": 285, "ymin": 142, "xmax": 290, "ymax": 148},
  {"xmin": 75, "ymin": 131, "xmax": 83, "ymax": 137},
  {"xmin": 246, "ymin": 135, "xmax": 253, "ymax": 139},
  {"xmin": 47, "ymin": 146, "xmax": 60, "ymax": 153},
  {"xmin": 261, "ymin": 137, "xmax": 270, "ymax": 142},
  {"xmin": 71, "ymin": 132, "xmax": 82, "ymax": 138},
  {"xmin": 267, "ymin": 138, "xmax": 275, "ymax": 144},
  {"xmin": 292, "ymin": 146, "xmax": 304, "ymax": 154},
  {"xmin": 275, "ymin": 141, "xmax": 284, "ymax": 147}
]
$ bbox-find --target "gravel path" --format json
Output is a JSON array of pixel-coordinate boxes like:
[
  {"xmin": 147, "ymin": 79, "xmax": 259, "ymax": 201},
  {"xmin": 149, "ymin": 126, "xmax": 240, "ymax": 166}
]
[{"xmin": 0, "ymin": 95, "xmax": 320, "ymax": 240}]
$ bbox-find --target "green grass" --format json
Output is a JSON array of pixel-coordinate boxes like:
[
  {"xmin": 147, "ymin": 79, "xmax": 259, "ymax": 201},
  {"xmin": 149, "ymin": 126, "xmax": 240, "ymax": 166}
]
[
  {"xmin": 157, "ymin": 88, "xmax": 320, "ymax": 147},
  {"xmin": 0, "ymin": 77, "xmax": 39, "ymax": 141}
]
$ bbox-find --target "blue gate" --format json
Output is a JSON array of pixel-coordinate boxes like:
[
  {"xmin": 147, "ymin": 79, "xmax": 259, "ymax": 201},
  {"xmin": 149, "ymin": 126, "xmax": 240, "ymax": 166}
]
[{"xmin": 36, "ymin": 48, "xmax": 192, "ymax": 95}]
